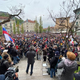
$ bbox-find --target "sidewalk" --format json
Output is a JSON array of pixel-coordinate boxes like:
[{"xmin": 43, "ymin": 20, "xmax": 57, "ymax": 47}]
[{"xmin": 14, "ymin": 58, "xmax": 57, "ymax": 80}]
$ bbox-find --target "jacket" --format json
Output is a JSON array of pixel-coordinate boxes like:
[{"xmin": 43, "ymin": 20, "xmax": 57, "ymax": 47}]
[
  {"xmin": 74, "ymin": 71, "xmax": 80, "ymax": 80},
  {"xmin": 58, "ymin": 59, "xmax": 77, "ymax": 80},
  {"xmin": 0, "ymin": 60, "xmax": 11, "ymax": 74},
  {"xmin": 50, "ymin": 56, "xmax": 58, "ymax": 69},
  {"xmin": 26, "ymin": 50, "xmax": 35, "ymax": 64},
  {"xmin": 10, "ymin": 48, "xmax": 18, "ymax": 57}
]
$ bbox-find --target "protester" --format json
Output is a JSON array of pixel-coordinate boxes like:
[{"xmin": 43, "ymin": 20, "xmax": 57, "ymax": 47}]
[
  {"xmin": 50, "ymin": 51, "xmax": 59, "ymax": 78},
  {"xmin": 1, "ymin": 49, "xmax": 13, "ymax": 64},
  {"xmin": 0, "ymin": 54, "xmax": 19, "ymax": 80},
  {"xmin": 77, "ymin": 45, "xmax": 80, "ymax": 61},
  {"xmin": 0, "ymin": 50, "xmax": 2, "ymax": 60},
  {"xmin": 58, "ymin": 51, "xmax": 78, "ymax": 80},
  {"xmin": 74, "ymin": 71, "xmax": 80, "ymax": 80},
  {"xmin": 10, "ymin": 46, "xmax": 18, "ymax": 65},
  {"xmin": 43, "ymin": 47, "xmax": 47, "ymax": 61},
  {"xmin": 26, "ymin": 46, "xmax": 35, "ymax": 76},
  {"xmin": 0, "ymin": 54, "xmax": 12, "ymax": 74},
  {"xmin": 37, "ymin": 47, "xmax": 42, "ymax": 60}
]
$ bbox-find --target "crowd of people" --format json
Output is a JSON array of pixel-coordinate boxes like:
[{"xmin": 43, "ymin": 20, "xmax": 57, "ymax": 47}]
[{"xmin": 0, "ymin": 33, "xmax": 80, "ymax": 80}]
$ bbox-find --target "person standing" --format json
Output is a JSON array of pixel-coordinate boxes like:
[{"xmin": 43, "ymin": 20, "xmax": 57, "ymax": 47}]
[
  {"xmin": 0, "ymin": 54, "xmax": 19, "ymax": 80},
  {"xmin": 50, "ymin": 51, "xmax": 59, "ymax": 78},
  {"xmin": 10, "ymin": 46, "xmax": 18, "ymax": 65},
  {"xmin": 26, "ymin": 46, "xmax": 35, "ymax": 76},
  {"xmin": 58, "ymin": 51, "xmax": 77, "ymax": 80}
]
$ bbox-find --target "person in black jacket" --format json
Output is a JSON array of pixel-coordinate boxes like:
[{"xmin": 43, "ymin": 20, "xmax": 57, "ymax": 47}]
[
  {"xmin": 0, "ymin": 54, "xmax": 11, "ymax": 74},
  {"xmin": 74, "ymin": 71, "xmax": 80, "ymax": 80},
  {"xmin": 10, "ymin": 47, "xmax": 18, "ymax": 65},
  {"xmin": 50, "ymin": 51, "xmax": 59, "ymax": 78},
  {"xmin": 0, "ymin": 54, "xmax": 19, "ymax": 80},
  {"xmin": 43, "ymin": 47, "xmax": 47, "ymax": 61},
  {"xmin": 26, "ymin": 46, "xmax": 35, "ymax": 76}
]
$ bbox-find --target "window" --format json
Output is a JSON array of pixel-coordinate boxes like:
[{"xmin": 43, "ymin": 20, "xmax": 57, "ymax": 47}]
[
  {"xmin": 76, "ymin": 22, "xmax": 78, "ymax": 26},
  {"xmin": 59, "ymin": 18, "xmax": 65, "ymax": 24},
  {"xmin": 5, "ymin": 24, "xmax": 7, "ymax": 26}
]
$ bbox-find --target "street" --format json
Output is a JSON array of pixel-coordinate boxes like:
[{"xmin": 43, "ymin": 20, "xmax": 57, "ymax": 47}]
[{"xmin": 14, "ymin": 57, "xmax": 57, "ymax": 80}]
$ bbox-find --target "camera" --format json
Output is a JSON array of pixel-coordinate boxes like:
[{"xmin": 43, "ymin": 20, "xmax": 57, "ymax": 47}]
[{"xmin": 5, "ymin": 66, "xmax": 19, "ymax": 80}]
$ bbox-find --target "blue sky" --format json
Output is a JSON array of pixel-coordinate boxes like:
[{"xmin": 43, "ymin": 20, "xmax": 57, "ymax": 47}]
[{"xmin": 0, "ymin": 0, "xmax": 65, "ymax": 28}]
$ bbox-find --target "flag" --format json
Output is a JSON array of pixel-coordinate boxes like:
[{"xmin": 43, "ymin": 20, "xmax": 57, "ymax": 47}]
[
  {"xmin": 3, "ymin": 27, "xmax": 14, "ymax": 43},
  {"xmin": 70, "ymin": 35, "xmax": 74, "ymax": 45},
  {"xmin": 70, "ymin": 38, "xmax": 74, "ymax": 45}
]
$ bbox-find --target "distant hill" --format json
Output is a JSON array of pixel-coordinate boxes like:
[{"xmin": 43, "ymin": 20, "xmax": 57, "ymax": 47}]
[
  {"xmin": 0, "ymin": 11, "xmax": 24, "ymax": 24},
  {"xmin": 0, "ymin": 11, "xmax": 9, "ymax": 17}
]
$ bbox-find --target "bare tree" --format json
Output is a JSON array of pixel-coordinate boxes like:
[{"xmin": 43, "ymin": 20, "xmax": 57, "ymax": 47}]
[
  {"xmin": 0, "ymin": 4, "xmax": 25, "ymax": 26},
  {"xmin": 48, "ymin": 0, "xmax": 80, "ymax": 49}
]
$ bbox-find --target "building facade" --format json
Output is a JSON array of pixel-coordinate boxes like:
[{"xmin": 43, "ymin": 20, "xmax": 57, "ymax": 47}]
[
  {"xmin": 53, "ymin": 17, "xmax": 70, "ymax": 33},
  {"xmin": 23, "ymin": 19, "xmax": 36, "ymax": 32},
  {"xmin": 74, "ymin": 8, "xmax": 80, "ymax": 35},
  {"xmin": 0, "ymin": 16, "xmax": 15, "ymax": 34}
]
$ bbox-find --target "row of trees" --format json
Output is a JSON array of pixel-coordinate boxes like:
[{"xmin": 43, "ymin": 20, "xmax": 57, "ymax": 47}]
[
  {"xmin": 13, "ymin": 20, "xmax": 24, "ymax": 34},
  {"xmin": 35, "ymin": 16, "xmax": 43, "ymax": 33},
  {"xmin": 35, "ymin": 16, "xmax": 51, "ymax": 33}
]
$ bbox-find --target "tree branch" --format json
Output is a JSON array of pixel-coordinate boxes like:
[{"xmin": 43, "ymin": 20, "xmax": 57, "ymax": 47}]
[{"xmin": 0, "ymin": 9, "xmax": 22, "ymax": 26}]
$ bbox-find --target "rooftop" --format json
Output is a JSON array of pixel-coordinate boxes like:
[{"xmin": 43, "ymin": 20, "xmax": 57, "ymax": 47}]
[
  {"xmin": 74, "ymin": 8, "xmax": 80, "ymax": 13},
  {"xmin": 24, "ymin": 19, "xmax": 35, "ymax": 23},
  {"xmin": 28, "ymin": 19, "xmax": 35, "ymax": 23},
  {"xmin": 0, "ymin": 16, "xmax": 8, "ymax": 19}
]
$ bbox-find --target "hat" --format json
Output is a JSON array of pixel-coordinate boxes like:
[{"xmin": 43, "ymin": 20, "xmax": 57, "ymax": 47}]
[
  {"xmin": 3, "ymin": 49, "xmax": 8, "ymax": 53},
  {"xmin": 3, "ymin": 54, "xmax": 8, "ymax": 59}
]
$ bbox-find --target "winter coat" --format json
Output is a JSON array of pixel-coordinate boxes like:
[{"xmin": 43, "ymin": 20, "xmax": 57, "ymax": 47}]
[
  {"xmin": 0, "ymin": 59, "xmax": 11, "ymax": 74},
  {"xmin": 43, "ymin": 50, "xmax": 47, "ymax": 56},
  {"xmin": 26, "ymin": 50, "xmax": 35, "ymax": 64},
  {"xmin": 50, "ymin": 56, "xmax": 58, "ymax": 69},
  {"xmin": 58, "ymin": 59, "xmax": 77, "ymax": 80},
  {"xmin": 74, "ymin": 71, "xmax": 80, "ymax": 80},
  {"xmin": 10, "ymin": 48, "xmax": 18, "ymax": 57},
  {"xmin": 38, "ymin": 50, "xmax": 42, "ymax": 55}
]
